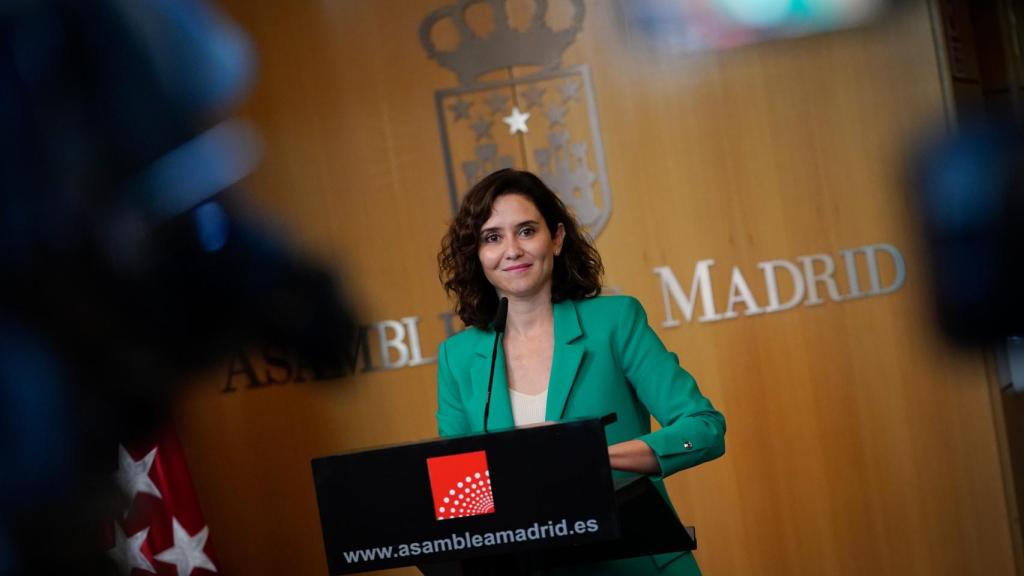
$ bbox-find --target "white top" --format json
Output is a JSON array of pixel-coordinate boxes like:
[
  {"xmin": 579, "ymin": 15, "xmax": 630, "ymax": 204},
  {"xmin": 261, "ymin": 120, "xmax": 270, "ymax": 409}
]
[{"xmin": 509, "ymin": 387, "xmax": 548, "ymax": 426}]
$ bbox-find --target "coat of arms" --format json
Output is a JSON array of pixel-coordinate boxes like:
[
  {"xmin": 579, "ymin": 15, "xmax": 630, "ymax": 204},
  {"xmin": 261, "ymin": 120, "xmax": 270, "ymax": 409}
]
[{"xmin": 420, "ymin": 0, "xmax": 612, "ymax": 237}]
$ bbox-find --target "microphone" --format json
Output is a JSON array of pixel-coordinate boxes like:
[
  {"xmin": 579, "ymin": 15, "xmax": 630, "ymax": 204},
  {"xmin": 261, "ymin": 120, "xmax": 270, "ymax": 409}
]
[
  {"xmin": 493, "ymin": 296, "xmax": 509, "ymax": 333},
  {"xmin": 483, "ymin": 297, "xmax": 508, "ymax": 433}
]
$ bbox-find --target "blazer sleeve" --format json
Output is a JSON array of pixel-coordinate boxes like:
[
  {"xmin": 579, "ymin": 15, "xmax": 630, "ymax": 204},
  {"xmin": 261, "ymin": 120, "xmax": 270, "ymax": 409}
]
[
  {"xmin": 436, "ymin": 339, "xmax": 470, "ymax": 437},
  {"xmin": 618, "ymin": 297, "xmax": 726, "ymax": 477}
]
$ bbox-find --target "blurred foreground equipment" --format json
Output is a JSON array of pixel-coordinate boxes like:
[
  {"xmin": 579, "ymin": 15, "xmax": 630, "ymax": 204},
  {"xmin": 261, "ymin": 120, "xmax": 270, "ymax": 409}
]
[
  {"xmin": 0, "ymin": 0, "xmax": 356, "ymax": 573},
  {"xmin": 915, "ymin": 120, "xmax": 1024, "ymax": 345},
  {"xmin": 618, "ymin": 0, "xmax": 896, "ymax": 54}
]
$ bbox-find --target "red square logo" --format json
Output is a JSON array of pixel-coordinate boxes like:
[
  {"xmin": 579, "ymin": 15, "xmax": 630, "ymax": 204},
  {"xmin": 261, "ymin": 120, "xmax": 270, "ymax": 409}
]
[{"xmin": 426, "ymin": 451, "xmax": 495, "ymax": 521}]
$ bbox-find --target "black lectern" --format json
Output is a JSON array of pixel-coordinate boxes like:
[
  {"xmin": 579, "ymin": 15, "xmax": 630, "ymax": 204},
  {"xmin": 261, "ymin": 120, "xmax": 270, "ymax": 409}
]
[{"xmin": 312, "ymin": 418, "xmax": 695, "ymax": 575}]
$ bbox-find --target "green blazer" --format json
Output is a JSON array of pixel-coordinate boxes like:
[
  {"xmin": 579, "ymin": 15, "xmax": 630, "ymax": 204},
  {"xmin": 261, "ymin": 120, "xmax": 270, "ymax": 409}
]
[{"xmin": 436, "ymin": 296, "xmax": 726, "ymax": 575}]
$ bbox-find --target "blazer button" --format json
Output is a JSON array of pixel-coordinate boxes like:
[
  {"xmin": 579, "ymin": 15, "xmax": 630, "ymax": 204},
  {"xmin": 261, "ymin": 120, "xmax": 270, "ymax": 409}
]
[{"xmin": 683, "ymin": 441, "xmax": 693, "ymax": 450}]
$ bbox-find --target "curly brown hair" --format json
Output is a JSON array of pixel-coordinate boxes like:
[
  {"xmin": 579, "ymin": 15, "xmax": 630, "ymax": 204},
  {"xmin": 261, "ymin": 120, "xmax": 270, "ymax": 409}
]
[{"xmin": 439, "ymin": 169, "xmax": 603, "ymax": 329}]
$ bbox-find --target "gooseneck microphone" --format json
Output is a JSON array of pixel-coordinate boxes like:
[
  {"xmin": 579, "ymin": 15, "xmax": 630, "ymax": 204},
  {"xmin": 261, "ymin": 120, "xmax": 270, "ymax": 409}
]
[{"xmin": 483, "ymin": 297, "xmax": 509, "ymax": 433}]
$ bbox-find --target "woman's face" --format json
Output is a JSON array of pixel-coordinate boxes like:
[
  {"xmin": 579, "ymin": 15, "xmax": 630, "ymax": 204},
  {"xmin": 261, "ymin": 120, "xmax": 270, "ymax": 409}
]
[{"xmin": 478, "ymin": 193, "xmax": 565, "ymax": 302}]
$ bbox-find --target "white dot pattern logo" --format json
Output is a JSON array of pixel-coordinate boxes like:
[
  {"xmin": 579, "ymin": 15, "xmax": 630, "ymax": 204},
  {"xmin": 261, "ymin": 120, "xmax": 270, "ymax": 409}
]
[
  {"xmin": 426, "ymin": 451, "xmax": 496, "ymax": 522},
  {"xmin": 435, "ymin": 468, "xmax": 494, "ymax": 520}
]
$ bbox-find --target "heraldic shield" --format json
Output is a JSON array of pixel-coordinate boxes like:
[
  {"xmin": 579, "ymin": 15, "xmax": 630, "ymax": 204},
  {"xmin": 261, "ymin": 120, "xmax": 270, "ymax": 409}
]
[{"xmin": 420, "ymin": 0, "xmax": 613, "ymax": 238}]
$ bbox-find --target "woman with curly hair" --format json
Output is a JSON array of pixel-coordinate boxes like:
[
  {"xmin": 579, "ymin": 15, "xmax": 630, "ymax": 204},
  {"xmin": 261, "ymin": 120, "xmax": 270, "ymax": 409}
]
[{"xmin": 436, "ymin": 168, "xmax": 725, "ymax": 575}]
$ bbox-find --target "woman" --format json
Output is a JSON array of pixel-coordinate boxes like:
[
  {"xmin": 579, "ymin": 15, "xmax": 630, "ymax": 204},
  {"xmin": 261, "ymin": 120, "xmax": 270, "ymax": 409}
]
[{"xmin": 436, "ymin": 169, "xmax": 725, "ymax": 575}]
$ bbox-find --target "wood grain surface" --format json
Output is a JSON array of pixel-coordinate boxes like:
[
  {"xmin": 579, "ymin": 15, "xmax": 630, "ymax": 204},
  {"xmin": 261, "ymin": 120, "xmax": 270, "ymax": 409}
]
[{"xmin": 175, "ymin": 1, "xmax": 1015, "ymax": 574}]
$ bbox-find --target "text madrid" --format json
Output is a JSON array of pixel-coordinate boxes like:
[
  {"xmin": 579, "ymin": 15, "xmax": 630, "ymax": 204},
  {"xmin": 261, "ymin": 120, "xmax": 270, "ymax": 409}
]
[{"xmin": 224, "ymin": 242, "xmax": 904, "ymax": 392}]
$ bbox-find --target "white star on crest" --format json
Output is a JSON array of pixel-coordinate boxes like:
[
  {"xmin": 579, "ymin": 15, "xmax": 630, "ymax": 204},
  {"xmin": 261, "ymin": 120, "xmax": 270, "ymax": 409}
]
[
  {"xmin": 502, "ymin": 107, "xmax": 530, "ymax": 135},
  {"xmin": 154, "ymin": 518, "xmax": 217, "ymax": 576},
  {"xmin": 115, "ymin": 445, "xmax": 162, "ymax": 506},
  {"xmin": 108, "ymin": 524, "xmax": 156, "ymax": 576}
]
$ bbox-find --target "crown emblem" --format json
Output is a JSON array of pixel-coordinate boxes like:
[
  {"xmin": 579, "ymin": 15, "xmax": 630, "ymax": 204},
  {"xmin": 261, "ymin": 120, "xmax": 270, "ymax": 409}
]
[
  {"xmin": 419, "ymin": 0, "xmax": 585, "ymax": 86},
  {"xmin": 422, "ymin": 0, "xmax": 613, "ymax": 238}
]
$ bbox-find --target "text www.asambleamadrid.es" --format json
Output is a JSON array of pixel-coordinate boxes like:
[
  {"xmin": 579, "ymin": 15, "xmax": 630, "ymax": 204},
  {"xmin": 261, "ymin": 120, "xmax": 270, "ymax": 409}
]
[{"xmin": 341, "ymin": 518, "xmax": 601, "ymax": 563}]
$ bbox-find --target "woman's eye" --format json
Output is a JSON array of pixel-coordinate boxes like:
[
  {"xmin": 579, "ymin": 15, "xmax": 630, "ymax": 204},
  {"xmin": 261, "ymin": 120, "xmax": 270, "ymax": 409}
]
[
  {"xmin": 483, "ymin": 233, "xmax": 500, "ymax": 243},
  {"xmin": 519, "ymin": 227, "xmax": 535, "ymax": 237}
]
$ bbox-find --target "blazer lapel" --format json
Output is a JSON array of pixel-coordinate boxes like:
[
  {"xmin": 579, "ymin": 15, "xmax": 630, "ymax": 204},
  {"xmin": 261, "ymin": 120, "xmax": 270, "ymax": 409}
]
[
  {"xmin": 469, "ymin": 331, "xmax": 514, "ymax": 432},
  {"xmin": 546, "ymin": 300, "xmax": 585, "ymax": 421}
]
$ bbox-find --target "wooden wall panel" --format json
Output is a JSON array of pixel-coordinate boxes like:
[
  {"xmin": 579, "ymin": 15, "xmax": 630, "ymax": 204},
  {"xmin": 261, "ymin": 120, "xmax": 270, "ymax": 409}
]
[{"xmin": 175, "ymin": 1, "xmax": 1016, "ymax": 574}]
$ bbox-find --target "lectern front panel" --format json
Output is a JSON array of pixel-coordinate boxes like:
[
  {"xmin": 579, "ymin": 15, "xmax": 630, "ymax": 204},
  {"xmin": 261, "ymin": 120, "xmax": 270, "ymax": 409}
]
[{"xmin": 312, "ymin": 419, "xmax": 618, "ymax": 574}]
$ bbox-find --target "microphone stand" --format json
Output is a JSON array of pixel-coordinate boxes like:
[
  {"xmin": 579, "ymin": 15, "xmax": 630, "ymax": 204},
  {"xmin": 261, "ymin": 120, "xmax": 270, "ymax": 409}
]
[{"xmin": 483, "ymin": 297, "xmax": 508, "ymax": 433}]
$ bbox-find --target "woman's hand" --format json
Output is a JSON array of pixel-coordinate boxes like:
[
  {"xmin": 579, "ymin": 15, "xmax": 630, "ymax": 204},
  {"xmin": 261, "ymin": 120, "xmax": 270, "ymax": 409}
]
[{"xmin": 608, "ymin": 439, "xmax": 661, "ymax": 475}]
